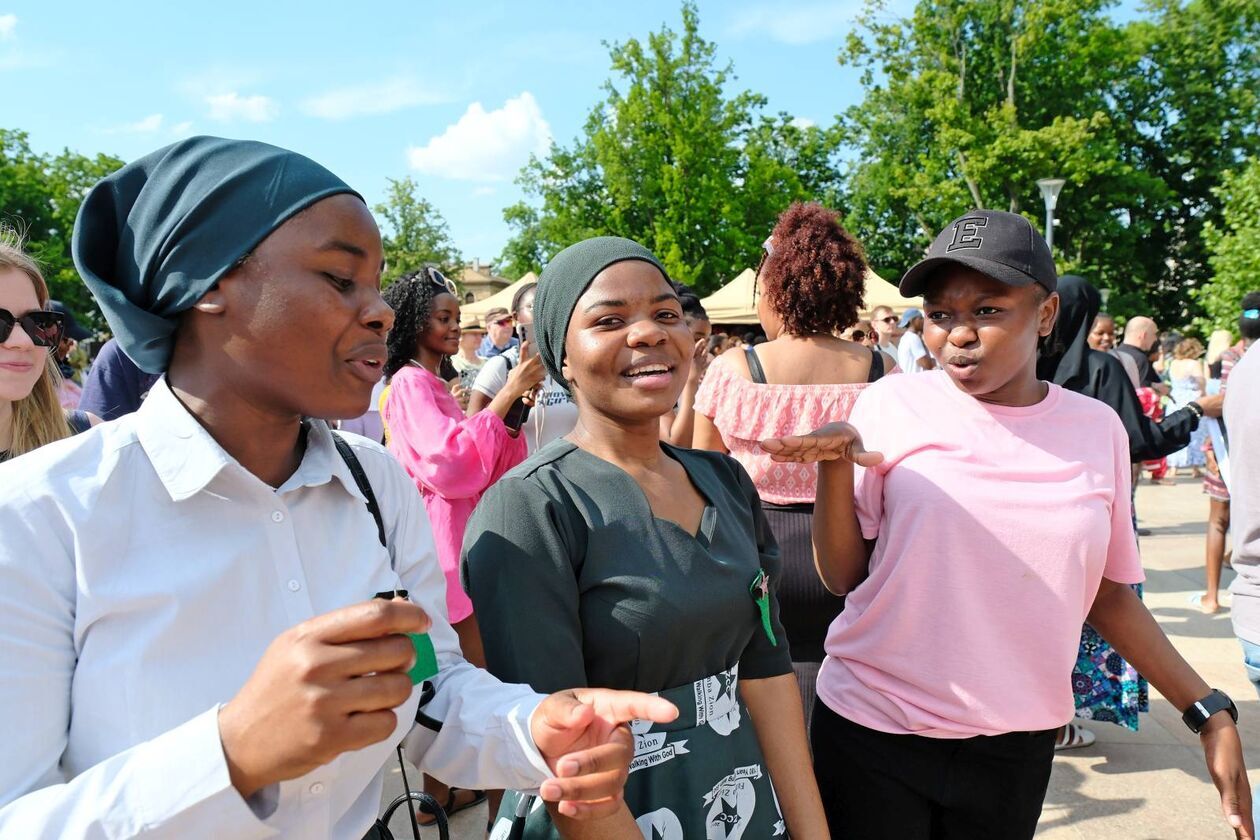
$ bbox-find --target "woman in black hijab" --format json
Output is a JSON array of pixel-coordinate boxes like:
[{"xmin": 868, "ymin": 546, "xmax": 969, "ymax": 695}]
[
  {"xmin": 1036, "ymin": 275, "xmax": 1220, "ymax": 462},
  {"xmin": 1036, "ymin": 275, "xmax": 1223, "ymax": 747}
]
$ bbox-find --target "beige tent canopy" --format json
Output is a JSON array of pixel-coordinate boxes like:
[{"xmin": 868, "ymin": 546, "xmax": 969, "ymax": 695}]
[
  {"xmin": 461, "ymin": 272, "xmax": 540, "ymax": 321},
  {"xmin": 699, "ymin": 267, "xmax": 922, "ymax": 326}
]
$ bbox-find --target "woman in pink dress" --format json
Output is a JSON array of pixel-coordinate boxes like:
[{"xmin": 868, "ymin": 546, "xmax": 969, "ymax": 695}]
[
  {"xmin": 693, "ymin": 203, "xmax": 896, "ymax": 723},
  {"xmin": 380, "ymin": 267, "xmax": 545, "ymax": 820}
]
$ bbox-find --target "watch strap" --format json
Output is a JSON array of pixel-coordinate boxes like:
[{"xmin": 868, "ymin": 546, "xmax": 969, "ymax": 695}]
[{"xmin": 1182, "ymin": 688, "xmax": 1237, "ymax": 733}]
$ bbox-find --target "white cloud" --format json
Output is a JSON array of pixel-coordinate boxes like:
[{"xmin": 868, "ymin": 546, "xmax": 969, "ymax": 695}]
[
  {"xmin": 472, "ymin": 186, "xmax": 496, "ymax": 197},
  {"xmin": 728, "ymin": 2, "xmax": 863, "ymax": 45},
  {"xmin": 407, "ymin": 92, "xmax": 551, "ymax": 183},
  {"xmin": 110, "ymin": 113, "xmax": 164, "ymax": 134},
  {"xmin": 790, "ymin": 117, "xmax": 817, "ymax": 130},
  {"xmin": 169, "ymin": 120, "xmax": 195, "ymax": 137},
  {"xmin": 0, "ymin": 14, "xmax": 16, "ymax": 40},
  {"xmin": 301, "ymin": 76, "xmax": 448, "ymax": 120},
  {"xmin": 206, "ymin": 92, "xmax": 277, "ymax": 123}
]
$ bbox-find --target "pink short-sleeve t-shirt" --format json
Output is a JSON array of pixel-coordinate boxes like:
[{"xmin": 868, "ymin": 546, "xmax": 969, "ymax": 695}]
[{"xmin": 817, "ymin": 371, "xmax": 1144, "ymax": 738}]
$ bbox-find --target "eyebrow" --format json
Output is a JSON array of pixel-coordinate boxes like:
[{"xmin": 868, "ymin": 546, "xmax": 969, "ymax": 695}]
[
  {"xmin": 317, "ymin": 239, "xmax": 368, "ymax": 260},
  {"xmin": 583, "ymin": 292, "xmax": 679, "ymax": 313}
]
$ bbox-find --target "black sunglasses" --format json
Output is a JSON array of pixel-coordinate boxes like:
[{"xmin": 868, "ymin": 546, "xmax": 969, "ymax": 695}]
[
  {"xmin": 0, "ymin": 308, "xmax": 64, "ymax": 350},
  {"xmin": 848, "ymin": 330, "xmax": 866, "ymax": 341}
]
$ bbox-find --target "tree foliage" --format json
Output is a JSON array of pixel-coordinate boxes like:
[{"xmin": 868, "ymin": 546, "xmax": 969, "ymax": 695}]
[
  {"xmin": 499, "ymin": 2, "xmax": 843, "ymax": 294},
  {"xmin": 0, "ymin": 129, "xmax": 123, "ymax": 327},
  {"xmin": 1197, "ymin": 157, "xmax": 1260, "ymax": 332},
  {"xmin": 373, "ymin": 176, "xmax": 462, "ymax": 282},
  {"xmin": 838, "ymin": 0, "xmax": 1260, "ymax": 325}
]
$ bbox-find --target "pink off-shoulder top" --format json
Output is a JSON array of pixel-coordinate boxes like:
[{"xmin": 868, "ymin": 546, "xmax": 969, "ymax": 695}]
[{"xmin": 694, "ymin": 354, "xmax": 874, "ymax": 505}]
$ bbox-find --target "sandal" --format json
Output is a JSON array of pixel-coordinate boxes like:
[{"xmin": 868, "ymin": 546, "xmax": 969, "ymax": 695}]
[
  {"xmin": 418, "ymin": 787, "xmax": 486, "ymax": 826},
  {"xmin": 1189, "ymin": 592, "xmax": 1221, "ymax": 615},
  {"xmin": 1054, "ymin": 722, "xmax": 1096, "ymax": 751}
]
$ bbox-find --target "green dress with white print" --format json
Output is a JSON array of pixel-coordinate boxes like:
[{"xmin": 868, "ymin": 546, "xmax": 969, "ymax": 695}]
[{"xmin": 463, "ymin": 440, "xmax": 793, "ymax": 839}]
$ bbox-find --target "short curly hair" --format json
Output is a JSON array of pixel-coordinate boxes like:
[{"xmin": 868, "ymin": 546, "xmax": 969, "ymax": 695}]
[
  {"xmin": 760, "ymin": 202, "xmax": 866, "ymax": 336},
  {"xmin": 384, "ymin": 271, "xmax": 441, "ymax": 378}
]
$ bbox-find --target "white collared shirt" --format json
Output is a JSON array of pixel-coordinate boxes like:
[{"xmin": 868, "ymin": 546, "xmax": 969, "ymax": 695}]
[{"xmin": 0, "ymin": 379, "xmax": 550, "ymax": 838}]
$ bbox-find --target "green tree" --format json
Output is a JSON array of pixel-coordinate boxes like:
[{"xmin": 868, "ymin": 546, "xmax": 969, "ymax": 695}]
[
  {"xmin": 837, "ymin": 0, "xmax": 1164, "ymax": 307},
  {"xmin": 1115, "ymin": 0, "xmax": 1260, "ymax": 323},
  {"xmin": 499, "ymin": 3, "xmax": 843, "ymax": 294},
  {"xmin": 0, "ymin": 129, "xmax": 123, "ymax": 326},
  {"xmin": 1196, "ymin": 157, "xmax": 1260, "ymax": 332},
  {"xmin": 837, "ymin": 0, "xmax": 1260, "ymax": 325},
  {"xmin": 373, "ymin": 176, "xmax": 462, "ymax": 281}
]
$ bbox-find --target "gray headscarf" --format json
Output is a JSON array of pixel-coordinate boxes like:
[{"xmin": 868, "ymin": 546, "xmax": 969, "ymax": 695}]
[
  {"xmin": 533, "ymin": 236, "xmax": 669, "ymax": 389},
  {"xmin": 73, "ymin": 136, "xmax": 361, "ymax": 373}
]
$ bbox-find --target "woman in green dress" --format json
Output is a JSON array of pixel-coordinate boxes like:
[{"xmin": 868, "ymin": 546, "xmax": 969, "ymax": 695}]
[{"xmin": 463, "ymin": 237, "xmax": 828, "ymax": 839}]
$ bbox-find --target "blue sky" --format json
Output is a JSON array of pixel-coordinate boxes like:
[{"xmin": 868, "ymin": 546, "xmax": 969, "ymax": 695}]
[{"xmin": 2, "ymin": 0, "xmax": 1139, "ymax": 271}]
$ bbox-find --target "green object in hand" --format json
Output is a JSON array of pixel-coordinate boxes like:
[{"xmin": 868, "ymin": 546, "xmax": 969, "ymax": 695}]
[
  {"xmin": 749, "ymin": 569, "xmax": 777, "ymax": 646},
  {"xmin": 407, "ymin": 632, "xmax": 439, "ymax": 684}
]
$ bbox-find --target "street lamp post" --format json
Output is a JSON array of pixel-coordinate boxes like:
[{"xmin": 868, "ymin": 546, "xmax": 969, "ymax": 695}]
[{"xmin": 1036, "ymin": 178, "xmax": 1066, "ymax": 254}]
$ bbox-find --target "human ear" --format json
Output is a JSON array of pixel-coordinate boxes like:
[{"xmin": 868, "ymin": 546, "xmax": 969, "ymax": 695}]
[{"xmin": 1038, "ymin": 291, "xmax": 1060, "ymax": 337}]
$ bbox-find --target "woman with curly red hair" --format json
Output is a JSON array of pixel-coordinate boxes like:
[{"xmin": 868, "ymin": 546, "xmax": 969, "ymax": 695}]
[{"xmin": 693, "ymin": 202, "xmax": 895, "ymax": 722}]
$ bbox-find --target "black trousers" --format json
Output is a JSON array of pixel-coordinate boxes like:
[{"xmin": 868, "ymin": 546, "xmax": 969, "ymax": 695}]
[{"xmin": 811, "ymin": 702, "xmax": 1056, "ymax": 839}]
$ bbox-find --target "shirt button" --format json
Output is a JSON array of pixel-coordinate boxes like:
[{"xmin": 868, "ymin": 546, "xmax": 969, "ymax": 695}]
[
  {"xmin": 309, "ymin": 782, "xmax": 326, "ymax": 795},
  {"xmin": 271, "ymin": 511, "xmax": 285, "ymax": 523},
  {"xmin": 287, "ymin": 579, "xmax": 301, "ymax": 592}
]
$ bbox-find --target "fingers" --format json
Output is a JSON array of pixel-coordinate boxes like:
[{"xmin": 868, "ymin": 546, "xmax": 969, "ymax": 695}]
[
  {"xmin": 573, "ymin": 688, "xmax": 679, "ymax": 726},
  {"xmin": 1219, "ymin": 772, "xmax": 1254, "ymax": 839},
  {"xmin": 306, "ymin": 599, "xmax": 430, "ymax": 645},
  {"xmin": 337, "ymin": 672, "xmax": 416, "ymax": 713},
  {"xmin": 318, "ymin": 634, "xmax": 417, "ymax": 678},
  {"xmin": 341, "ymin": 709, "xmax": 401, "ymax": 752},
  {"xmin": 539, "ymin": 738, "xmax": 634, "ymax": 811}
]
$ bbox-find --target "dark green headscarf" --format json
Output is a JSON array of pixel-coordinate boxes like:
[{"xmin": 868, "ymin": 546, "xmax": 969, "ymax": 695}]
[
  {"xmin": 73, "ymin": 136, "xmax": 361, "ymax": 373},
  {"xmin": 534, "ymin": 236, "xmax": 669, "ymax": 389}
]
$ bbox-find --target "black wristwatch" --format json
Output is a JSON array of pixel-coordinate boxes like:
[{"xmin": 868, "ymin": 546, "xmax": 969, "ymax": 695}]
[{"xmin": 1182, "ymin": 689, "xmax": 1238, "ymax": 734}]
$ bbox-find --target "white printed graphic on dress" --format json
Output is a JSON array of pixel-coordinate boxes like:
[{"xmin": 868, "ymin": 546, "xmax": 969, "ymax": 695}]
[
  {"xmin": 629, "ymin": 720, "xmax": 689, "ymax": 774},
  {"xmin": 636, "ymin": 807, "xmax": 685, "ymax": 840},
  {"xmin": 703, "ymin": 764, "xmax": 761, "ymax": 840},
  {"xmin": 694, "ymin": 665, "xmax": 741, "ymax": 736}
]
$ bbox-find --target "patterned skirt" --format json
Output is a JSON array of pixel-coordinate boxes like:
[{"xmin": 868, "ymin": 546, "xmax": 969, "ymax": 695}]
[
  {"xmin": 1071, "ymin": 583, "xmax": 1149, "ymax": 731},
  {"xmin": 490, "ymin": 664, "xmax": 786, "ymax": 839}
]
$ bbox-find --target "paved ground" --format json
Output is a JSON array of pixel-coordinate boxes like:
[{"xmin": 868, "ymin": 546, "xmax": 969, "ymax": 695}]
[{"xmin": 381, "ymin": 475, "xmax": 1253, "ymax": 839}]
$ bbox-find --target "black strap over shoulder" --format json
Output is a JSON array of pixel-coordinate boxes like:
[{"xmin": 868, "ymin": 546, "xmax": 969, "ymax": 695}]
[
  {"xmin": 744, "ymin": 346, "xmax": 768, "ymax": 384},
  {"xmin": 868, "ymin": 347, "xmax": 885, "ymax": 383},
  {"xmin": 66, "ymin": 410, "xmax": 93, "ymax": 435},
  {"xmin": 332, "ymin": 432, "xmax": 387, "ymax": 549}
]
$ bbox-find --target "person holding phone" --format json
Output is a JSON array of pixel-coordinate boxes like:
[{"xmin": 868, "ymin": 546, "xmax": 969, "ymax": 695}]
[{"xmin": 469, "ymin": 282, "xmax": 579, "ymax": 453}]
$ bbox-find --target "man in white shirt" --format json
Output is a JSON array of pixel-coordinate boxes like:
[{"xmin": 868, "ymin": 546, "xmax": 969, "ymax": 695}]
[
  {"xmin": 0, "ymin": 137, "xmax": 675, "ymax": 838},
  {"xmin": 869, "ymin": 305, "xmax": 901, "ymax": 357},
  {"xmin": 896, "ymin": 307, "xmax": 935, "ymax": 373}
]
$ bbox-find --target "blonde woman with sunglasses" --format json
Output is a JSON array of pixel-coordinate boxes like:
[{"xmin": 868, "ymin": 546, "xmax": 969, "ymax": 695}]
[{"xmin": 0, "ymin": 231, "xmax": 98, "ymax": 463}]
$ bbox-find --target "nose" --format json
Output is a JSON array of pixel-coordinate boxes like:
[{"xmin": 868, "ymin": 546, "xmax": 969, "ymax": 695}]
[
  {"xmin": 627, "ymin": 316, "xmax": 668, "ymax": 347},
  {"xmin": 363, "ymin": 290, "xmax": 395, "ymax": 335},
  {"xmin": 948, "ymin": 322, "xmax": 978, "ymax": 347},
  {"xmin": 2, "ymin": 318, "xmax": 37, "ymax": 349}
]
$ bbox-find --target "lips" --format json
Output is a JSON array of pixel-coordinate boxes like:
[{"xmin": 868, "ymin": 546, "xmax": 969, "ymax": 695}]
[
  {"xmin": 346, "ymin": 343, "xmax": 386, "ymax": 383},
  {"xmin": 620, "ymin": 358, "xmax": 677, "ymax": 391}
]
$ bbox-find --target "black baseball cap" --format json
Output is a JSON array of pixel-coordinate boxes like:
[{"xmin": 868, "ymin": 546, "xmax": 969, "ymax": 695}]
[
  {"xmin": 899, "ymin": 210, "xmax": 1057, "ymax": 296},
  {"xmin": 47, "ymin": 300, "xmax": 92, "ymax": 341}
]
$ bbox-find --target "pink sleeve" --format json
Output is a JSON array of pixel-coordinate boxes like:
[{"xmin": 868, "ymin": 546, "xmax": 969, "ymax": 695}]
[
  {"xmin": 849, "ymin": 387, "xmax": 885, "ymax": 540},
  {"xmin": 1103, "ymin": 417, "xmax": 1145, "ymax": 584},
  {"xmin": 383, "ymin": 369, "xmax": 527, "ymax": 501},
  {"xmin": 693, "ymin": 356, "xmax": 732, "ymax": 420}
]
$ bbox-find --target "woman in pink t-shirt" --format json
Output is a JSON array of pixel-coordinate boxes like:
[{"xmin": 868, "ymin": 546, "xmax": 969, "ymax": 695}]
[{"xmin": 763, "ymin": 210, "xmax": 1250, "ymax": 839}]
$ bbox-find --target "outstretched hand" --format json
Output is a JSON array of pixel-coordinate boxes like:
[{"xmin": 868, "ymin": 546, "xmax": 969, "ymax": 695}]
[
  {"xmin": 531, "ymin": 688, "xmax": 678, "ymax": 820},
  {"xmin": 760, "ymin": 421, "xmax": 884, "ymax": 467}
]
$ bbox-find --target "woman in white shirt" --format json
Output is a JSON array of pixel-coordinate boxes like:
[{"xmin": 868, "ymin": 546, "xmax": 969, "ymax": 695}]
[{"xmin": 0, "ymin": 136, "xmax": 674, "ymax": 838}]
